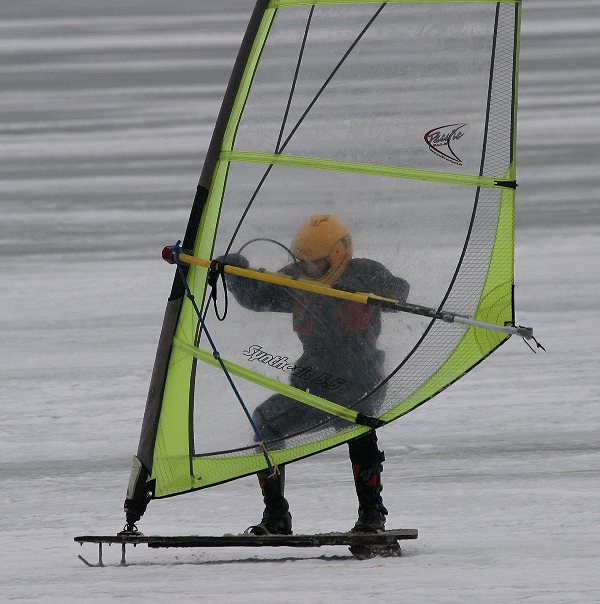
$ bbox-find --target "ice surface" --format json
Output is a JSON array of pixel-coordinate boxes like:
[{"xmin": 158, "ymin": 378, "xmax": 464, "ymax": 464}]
[{"xmin": 1, "ymin": 0, "xmax": 599, "ymax": 601}]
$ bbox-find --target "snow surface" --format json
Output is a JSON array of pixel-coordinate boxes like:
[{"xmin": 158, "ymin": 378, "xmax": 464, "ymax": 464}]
[{"xmin": 1, "ymin": 1, "xmax": 599, "ymax": 601}]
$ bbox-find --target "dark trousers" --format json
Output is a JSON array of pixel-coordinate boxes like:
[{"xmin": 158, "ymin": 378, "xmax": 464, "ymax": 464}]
[
  {"xmin": 252, "ymin": 393, "xmax": 384, "ymax": 448},
  {"xmin": 347, "ymin": 429, "xmax": 382, "ymax": 465},
  {"xmin": 254, "ymin": 394, "xmax": 385, "ymax": 485},
  {"xmin": 258, "ymin": 430, "xmax": 383, "ymax": 482}
]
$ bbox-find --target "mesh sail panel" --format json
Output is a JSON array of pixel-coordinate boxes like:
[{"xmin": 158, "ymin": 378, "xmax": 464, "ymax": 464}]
[{"xmin": 148, "ymin": 1, "xmax": 520, "ymax": 496}]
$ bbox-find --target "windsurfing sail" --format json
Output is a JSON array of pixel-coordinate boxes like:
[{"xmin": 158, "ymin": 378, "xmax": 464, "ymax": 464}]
[{"xmin": 125, "ymin": 0, "xmax": 529, "ymax": 520}]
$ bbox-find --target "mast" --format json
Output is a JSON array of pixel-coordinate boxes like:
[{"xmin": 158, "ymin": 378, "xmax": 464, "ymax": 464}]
[{"xmin": 124, "ymin": 0, "xmax": 272, "ymax": 530}]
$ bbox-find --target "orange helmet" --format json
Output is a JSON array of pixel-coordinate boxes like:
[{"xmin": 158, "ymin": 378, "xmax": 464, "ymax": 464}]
[{"xmin": 291, "ymin": 215, "xmax": 353, "ymax": 284}]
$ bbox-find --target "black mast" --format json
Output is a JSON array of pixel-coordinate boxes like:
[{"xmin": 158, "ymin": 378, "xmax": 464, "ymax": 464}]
[{"xmin": 123, "ymin": 0, "xmax": 271, "ymax": 531}]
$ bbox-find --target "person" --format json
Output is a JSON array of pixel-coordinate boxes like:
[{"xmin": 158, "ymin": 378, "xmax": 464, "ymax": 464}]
[{"xmin": 219, "ymin": 215, "xmax": 409, "ymax": 535}]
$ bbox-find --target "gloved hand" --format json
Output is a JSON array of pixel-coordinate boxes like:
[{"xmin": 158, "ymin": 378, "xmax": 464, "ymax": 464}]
[{"xmin": 214, "ymin": 253, "xmax": 249, "ymax": 269}]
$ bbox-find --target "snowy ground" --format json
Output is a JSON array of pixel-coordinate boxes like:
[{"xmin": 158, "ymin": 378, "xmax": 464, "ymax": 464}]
[{"xmin": 1, "ymin": 1, "xmax": 599, "ymax": 602}]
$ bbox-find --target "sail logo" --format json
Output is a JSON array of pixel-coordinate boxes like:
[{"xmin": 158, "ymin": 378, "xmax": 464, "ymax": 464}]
[
  {"xmin": 242, "ymin": 344, "xmax": 351, "ymax": 392},
  {"xmin": 424, "ymin": 123, "xmax": 467, "ymax": 166},
  {"xmin": 243, "ymin": 344, "xmax": 295, "ymax": 370}
]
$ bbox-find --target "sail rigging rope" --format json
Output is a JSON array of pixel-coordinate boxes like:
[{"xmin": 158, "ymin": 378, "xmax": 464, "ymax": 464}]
[
  {"xmin": 275, "ymin": 6, "xmax": 315, "ymax": 154},
  {"xmin": 224, "ymin": 6, "xmax": 315, "ymax": 257},
  {"xmin": 171, "ymin": 241, "xmax": 278, "ymax": 476},
  {"xmin": 207, "ymin": 259, "xmax": 229, "ymax": 321}
]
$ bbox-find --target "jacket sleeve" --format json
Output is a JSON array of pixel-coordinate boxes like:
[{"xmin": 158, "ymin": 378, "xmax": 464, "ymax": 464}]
[
  {"xmin": 364, "ymin": 260, "xmax": 410, "ymax": 309},
  {"xmin": 385, "ymin": 270, "xmax": 410, "ymax": 304},
  {"xmin": 216, "ymin": 253, "xmax": 294, "ymax": 313}
]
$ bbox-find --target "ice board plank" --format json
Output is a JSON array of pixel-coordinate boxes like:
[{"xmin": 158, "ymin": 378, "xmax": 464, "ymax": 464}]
[{"xmin": 74, "ymin": 529, "xmax": 418, "ymax": 548}]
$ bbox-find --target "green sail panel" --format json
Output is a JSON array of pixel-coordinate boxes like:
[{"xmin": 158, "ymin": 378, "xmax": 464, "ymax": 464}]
[{"xmin": 133, "ymin": 0, "xmax": 521, "ymax": 500}]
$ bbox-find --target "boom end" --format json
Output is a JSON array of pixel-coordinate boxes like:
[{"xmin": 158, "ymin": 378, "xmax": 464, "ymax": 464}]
[
  {"xmin": 162, "ymin": 246, "xmax": 175, "ymax": 264},
  {"xmin": 515, "ymin": 325, "xmax": 534, "ymax": 340},
  {"xmin": 162, "ymin": 245, "xmax": 194, "ymax": 265}
]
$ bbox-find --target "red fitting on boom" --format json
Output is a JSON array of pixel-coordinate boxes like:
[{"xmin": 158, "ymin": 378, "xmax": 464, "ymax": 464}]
[{"xmin": 162, "ymin": 246, "xmax": 175, "ymax": 264}]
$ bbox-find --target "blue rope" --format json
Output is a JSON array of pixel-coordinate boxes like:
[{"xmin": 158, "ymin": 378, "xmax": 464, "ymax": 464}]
[{"xmin": 170, "ymin": 241, "xmax": 277, "ymax": 476}]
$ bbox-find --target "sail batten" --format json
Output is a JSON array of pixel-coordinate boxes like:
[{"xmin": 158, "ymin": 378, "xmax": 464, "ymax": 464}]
[
  {"xmin": 270, "ymin": 0, "xmax": 519, "ymax": 6},
  {"xmin": 221, "ymin": 150, "xmax": 515, "ymax": 189},
  {"xmin": 173, "ymin": 337, "xmax": 367, "ymax": 425}
]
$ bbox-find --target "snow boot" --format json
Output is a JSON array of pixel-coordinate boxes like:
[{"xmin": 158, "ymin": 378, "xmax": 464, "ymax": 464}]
[
  {"xmin": 351, "ymin": 453, "xmax": 388, "ymax": 533},
  {"xmin": 247, "ymin": 467, "xmax": 292, "ymax": 535}
]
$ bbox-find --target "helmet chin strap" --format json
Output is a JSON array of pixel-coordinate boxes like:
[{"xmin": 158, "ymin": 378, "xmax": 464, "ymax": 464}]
[
  {"xmin": 314, "ymin": 253, "xmax": 350, "ymax": 285},
  {"xmin": 320, "ymin": 237, "xmax": 352, "ymax": 285}
]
